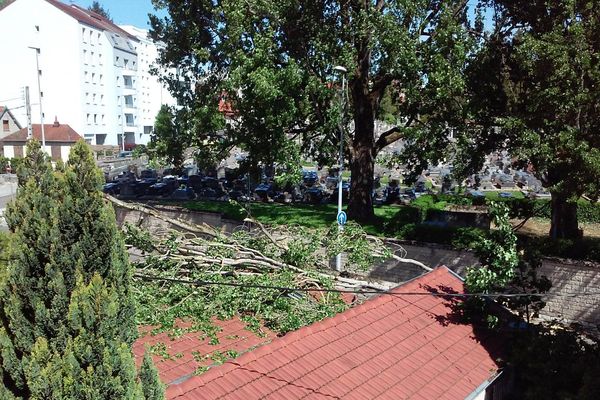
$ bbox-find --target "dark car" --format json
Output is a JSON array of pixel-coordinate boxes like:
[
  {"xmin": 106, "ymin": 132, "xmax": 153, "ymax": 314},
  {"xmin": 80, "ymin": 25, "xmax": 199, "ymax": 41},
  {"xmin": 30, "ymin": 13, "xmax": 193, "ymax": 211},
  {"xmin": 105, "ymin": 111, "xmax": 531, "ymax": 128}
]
[{"xmin": 102, "ymin": 182, "xmax": 121, "ymax": 195}]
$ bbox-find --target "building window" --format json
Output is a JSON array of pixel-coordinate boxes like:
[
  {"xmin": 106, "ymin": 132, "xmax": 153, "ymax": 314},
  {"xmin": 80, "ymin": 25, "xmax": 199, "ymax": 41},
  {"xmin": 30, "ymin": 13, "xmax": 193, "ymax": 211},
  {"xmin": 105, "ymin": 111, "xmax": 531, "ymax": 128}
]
[
  {"xmin": 90, "ymin": 51, "xmax": 94, "ymax": 64},
  {"xmin": 124, "ymin": 76, "xmax": 133, "ymax": 88},
  {"xmin": 124, "ymin": 95, "xmax": 133, "ymax": 107},
  {"xmin": 93, "ymin": 94, "xmax": 96, "ymax": 104},
  {"xmin": 102, "ymin": 114, "xmax": 105, "ymax": 124},
  {"xmin": 83, "ymin": 49, "xmax": 87, "ymax": 63},
  {"xmin": 100, "ymin": 94, "xmax": 104, "ymax": 104},
  {"xmin": 94, "ymin": 114, "xmax": 97, "ymax": 124},
  {"xmin": 84, "ymin": 71, "xmax": 88, "ymax": 82},
  {"xmin": 99, "ymin": 53, "xmax": 103, "ymax": 65},
  {"xmin": 38, "ymin": 69, "xmax": 42, "ymax": 76},
  {"xmin": 124, "ymin": 59, "xmax": 129, "ymax": 68},
  {"xmin": 86, "ymin": 114, "xmax": 90, "ymax": 124},
  {"xmin": 115, "ymin": 56, "xmax": 120, "ymax": 65},
  {"xmin": 91, "ymin": 73, "xmax": 96, "ymax": 83},
  {"xmin": 35, "ymin": 25, "xmax": 39, "ymax": 32},
  {"xmin": 82, "ymin": 27, "xmax": 86, "ymax": 42},
  {"xmin": 97, "ymin": 32, "xmax": 101, "ymax": 42},
  {"xmin": 85, "ymin": 92, "xmax": 89, "ymax": 103},
  {"xmin": 99, "ymin": 74, "xmax": 103, "ymax": 85},
  {"xmin": 3, "ymin": 120, "xmax": 9, "ymax": 132}
]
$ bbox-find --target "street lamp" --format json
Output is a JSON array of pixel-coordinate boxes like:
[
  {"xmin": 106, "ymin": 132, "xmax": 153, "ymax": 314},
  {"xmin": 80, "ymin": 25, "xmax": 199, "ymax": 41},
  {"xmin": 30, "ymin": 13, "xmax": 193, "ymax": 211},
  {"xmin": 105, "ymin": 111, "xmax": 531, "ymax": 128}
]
[
  {"xmin": 333, "ymin": 65, "xmax": 347, "ymax": 272},
  {"xmin": 28, "ymin": 46, "xmax": 46, "ymax": 149}
]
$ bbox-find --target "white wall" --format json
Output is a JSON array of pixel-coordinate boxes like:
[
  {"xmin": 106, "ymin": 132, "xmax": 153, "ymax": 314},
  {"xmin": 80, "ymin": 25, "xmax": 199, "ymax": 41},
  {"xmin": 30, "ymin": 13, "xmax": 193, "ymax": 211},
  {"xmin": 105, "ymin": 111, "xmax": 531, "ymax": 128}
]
[
  {"xmin": 3, "ymin": 146, "xmax": 15, "ymax": 159},
  {"xmin": 120, "ymin": 25, "xmax": 177, "ymax": 145},
  {"xmin": 0, "ymin": 0, "xmax": 81, "ymax": 137}
]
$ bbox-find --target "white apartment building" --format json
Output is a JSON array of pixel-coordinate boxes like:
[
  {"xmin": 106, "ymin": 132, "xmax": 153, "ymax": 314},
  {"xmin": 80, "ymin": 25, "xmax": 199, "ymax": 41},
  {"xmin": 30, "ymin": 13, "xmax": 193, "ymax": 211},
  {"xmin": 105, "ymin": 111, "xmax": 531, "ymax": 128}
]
[
  {"xmin": 0, "ymin": 0, "xmax": 175, "ymax": 147},
  {"xmin": 119, "ymin": 25, "xmax": 176, "ymax": 140}
]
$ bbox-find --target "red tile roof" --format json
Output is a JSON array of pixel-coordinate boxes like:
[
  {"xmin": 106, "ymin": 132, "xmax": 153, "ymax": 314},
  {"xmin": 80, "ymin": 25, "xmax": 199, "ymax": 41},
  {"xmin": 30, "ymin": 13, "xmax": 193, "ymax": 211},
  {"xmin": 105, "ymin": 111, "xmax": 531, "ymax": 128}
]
[
  {"xmin": 45, "ymin": 0, "xmax": 138, "ymax": 41},
  {"xmin": 166, "ymin": 267, "xmax": 503, "ymax": 400},
  {"xmin": 134, "ymin": 318, "xmax": 277, "ymax": 387},
  {"xmin": 1, "ymin": 123, "xmax": 81, "ymax": 143}
]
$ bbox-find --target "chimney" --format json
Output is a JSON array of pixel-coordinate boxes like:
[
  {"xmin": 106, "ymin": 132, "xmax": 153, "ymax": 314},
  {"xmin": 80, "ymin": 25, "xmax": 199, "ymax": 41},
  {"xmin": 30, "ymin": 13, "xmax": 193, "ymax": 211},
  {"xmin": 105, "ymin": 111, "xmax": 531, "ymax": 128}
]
[{"xmin": 53, "ymin": 116, "xmax": 60, "ymax": 127}]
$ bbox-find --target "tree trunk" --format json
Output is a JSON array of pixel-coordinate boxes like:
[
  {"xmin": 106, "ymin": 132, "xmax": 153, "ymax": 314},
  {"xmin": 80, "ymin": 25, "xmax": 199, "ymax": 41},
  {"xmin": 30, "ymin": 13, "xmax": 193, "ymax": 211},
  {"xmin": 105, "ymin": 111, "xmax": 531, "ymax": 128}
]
[
  {"xmin": 347, "ymin": 83, "xmax": 376, "ymax": 224},
  {"xmin": 549, "ymin": 195, "xmax": 581, "ymax": 239}
]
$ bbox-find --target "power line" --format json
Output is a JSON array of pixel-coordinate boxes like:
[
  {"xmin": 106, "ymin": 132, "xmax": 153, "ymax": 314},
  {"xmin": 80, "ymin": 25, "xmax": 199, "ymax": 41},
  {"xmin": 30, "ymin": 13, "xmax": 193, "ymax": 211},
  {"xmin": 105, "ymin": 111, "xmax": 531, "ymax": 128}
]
[
  {"xmin": 133, "ymin": 273, "xmax": 600, "ymax": 299},
  {"xmin": 0, "ymin": 96, "xmax": 23, "ymax": 103}
]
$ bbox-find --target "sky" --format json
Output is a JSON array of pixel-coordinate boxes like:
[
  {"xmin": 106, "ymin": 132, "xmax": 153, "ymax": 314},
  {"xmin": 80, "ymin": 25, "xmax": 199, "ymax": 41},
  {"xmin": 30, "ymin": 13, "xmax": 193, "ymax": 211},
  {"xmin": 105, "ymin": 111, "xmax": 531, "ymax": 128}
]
[{"xmin": 70, "ymin": 0, "xmax": 167, "ymax": 29}]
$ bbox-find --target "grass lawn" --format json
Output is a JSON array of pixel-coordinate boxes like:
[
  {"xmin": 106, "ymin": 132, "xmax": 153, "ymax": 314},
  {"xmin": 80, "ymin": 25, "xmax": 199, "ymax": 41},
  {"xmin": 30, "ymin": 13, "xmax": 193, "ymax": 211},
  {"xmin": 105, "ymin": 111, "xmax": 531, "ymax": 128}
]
[
  {"xmin": 181, "ymin": 200, "xmax": 400, "ymax": 233},
  {"xmin": 483, "ymin": 190, "xmax": 526, "ymax": 200}
]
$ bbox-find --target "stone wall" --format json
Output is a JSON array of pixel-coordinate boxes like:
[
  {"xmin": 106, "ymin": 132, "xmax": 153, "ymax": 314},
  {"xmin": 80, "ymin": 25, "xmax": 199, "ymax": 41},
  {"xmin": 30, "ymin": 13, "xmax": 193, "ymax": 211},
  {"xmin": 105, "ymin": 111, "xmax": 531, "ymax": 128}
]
[
  {"xmin": 113, "ymin": 203, "xmax": 243, "ymax": 236},
  {"xmin": 537, "ymin": 259, "xmax": 600, "ymax": 329}
]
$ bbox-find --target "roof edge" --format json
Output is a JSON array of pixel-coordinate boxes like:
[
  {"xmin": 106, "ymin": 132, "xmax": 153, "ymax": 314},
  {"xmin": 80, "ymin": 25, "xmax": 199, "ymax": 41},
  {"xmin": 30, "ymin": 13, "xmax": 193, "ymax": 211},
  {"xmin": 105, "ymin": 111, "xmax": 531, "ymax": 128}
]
[
  {"xmin": 464, "ymin": 370, "xmax": 504, "ymax": 400},
  {"xmin": 0, "ymin": 0, "xmax": 16, "ymax": 12}
]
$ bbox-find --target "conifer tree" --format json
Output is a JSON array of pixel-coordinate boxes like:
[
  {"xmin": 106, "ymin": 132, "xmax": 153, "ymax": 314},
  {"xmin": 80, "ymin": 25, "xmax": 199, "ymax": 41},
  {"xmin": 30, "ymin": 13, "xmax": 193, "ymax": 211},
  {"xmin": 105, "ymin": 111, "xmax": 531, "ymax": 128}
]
[
  {"xmin": 140, "ymin": 351, "xmax": 166, "ymax": 400},
  {"xmin": 0, "ymin": 140, "xmax": 164, "ymax": 398}
]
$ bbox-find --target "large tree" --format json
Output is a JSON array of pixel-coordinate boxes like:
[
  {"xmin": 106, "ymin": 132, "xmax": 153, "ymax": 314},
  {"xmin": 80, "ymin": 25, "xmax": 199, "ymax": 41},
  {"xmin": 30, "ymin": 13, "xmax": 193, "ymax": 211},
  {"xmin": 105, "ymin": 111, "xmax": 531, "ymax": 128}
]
[
  {"xmin": 149, "ymin": 0, "xmax": 475, "ymax": 222},
  {"xmin": 0, "ymin": 141, "xmax": 164, "ymax": 398},
  {"xmin": 88, "ymin": 1, "xmax": 112, "ymax": 21},
  {"xmin": 458, "ymin": 0, "xmax": 600, "ymax": 239}
]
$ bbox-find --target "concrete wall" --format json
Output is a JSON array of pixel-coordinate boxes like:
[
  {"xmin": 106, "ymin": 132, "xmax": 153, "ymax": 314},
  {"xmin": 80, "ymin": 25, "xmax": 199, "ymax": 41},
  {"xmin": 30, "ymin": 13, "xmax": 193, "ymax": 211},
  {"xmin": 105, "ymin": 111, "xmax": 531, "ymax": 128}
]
[
  {"xmin": 113, "ymin": 203, "xmax": 242, "ymax": 235},
  {"xmin": 425, "ymin": 209, "xmax": 491, "ymax": 229}
]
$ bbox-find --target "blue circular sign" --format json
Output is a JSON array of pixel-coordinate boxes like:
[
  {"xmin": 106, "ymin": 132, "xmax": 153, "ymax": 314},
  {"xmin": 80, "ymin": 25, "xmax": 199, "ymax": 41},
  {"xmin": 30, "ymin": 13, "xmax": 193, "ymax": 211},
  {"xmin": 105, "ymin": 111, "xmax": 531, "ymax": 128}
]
[{"xmin": 337, "ymin": 211, "xmax": 347, "ymax": 226}]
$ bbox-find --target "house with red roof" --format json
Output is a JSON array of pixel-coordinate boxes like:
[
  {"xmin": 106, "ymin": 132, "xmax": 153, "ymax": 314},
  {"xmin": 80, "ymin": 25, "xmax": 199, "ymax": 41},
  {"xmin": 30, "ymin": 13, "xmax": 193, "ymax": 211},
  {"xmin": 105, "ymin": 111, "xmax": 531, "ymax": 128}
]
[
  {"xmin": 0, "ymin": 106, "xmax": 22, "ymax": 139},
  {"xmin": 0, "ymin": 117, "xmax": 82, "ymax": 161},
  {"xmin": 137, "ymin": 267, "xmax": 509, "ymax": 400}
]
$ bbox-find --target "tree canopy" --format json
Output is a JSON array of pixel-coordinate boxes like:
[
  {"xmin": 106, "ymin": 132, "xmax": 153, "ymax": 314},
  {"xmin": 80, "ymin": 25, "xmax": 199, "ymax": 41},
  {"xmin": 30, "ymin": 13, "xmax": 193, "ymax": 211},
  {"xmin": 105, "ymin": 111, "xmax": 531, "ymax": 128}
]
[
  {"xmin": 455, "ymin": 0, "xmax": 600, "ymax": 238},
  {"xmin": 149, "ymin": 0, "xmax": 476, "ymax": 222}
]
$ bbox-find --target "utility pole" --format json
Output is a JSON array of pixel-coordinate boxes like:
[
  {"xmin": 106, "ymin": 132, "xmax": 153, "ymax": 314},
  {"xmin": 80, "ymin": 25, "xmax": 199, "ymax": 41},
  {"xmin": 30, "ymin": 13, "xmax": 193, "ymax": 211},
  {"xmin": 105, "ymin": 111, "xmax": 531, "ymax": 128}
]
[
  {"xmin": 24, "ymin": 86, "xmax": 33, "ymax": 140},
  {"xmin": 28, "ymin": 47, "xmax": 45, "ymax": 149}
]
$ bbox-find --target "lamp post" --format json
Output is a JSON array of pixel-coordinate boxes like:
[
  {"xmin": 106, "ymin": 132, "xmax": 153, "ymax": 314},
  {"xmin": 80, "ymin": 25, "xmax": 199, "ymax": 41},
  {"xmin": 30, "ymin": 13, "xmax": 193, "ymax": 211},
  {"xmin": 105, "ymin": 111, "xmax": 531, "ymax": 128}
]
[
  {"xmin": 333, "ymin": 65, "xmax": 347, "ymax": 272},
  {"xmin": 28, "ymin": 46, "xmax": 46, "ymax": 149}
]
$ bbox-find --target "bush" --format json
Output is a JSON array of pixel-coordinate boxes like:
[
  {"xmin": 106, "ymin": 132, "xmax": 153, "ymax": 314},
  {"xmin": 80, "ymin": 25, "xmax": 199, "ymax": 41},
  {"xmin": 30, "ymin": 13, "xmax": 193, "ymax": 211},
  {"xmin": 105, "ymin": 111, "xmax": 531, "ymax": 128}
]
[
  {"xmin": 519, "ymin": 235, "xmax": 600, "ymax": 262},
  {"xmin": 9, "ymin": 157, "xmax": 24, "ymax": 173},
  {"xmin": 0, "ymin": 156, "xmax": 9, "ymax": 173},
  {"xmin": 383, "ymin": 206, "xmax": 422, "ymax": 232},
  {"xmin": 496, "ymin": 197, "xmax": 600, "ymax": 223}
]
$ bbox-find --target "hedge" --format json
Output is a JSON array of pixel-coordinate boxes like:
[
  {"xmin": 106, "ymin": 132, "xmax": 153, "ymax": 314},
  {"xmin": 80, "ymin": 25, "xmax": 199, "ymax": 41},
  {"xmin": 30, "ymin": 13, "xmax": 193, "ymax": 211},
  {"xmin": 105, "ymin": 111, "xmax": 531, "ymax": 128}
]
[
  {"xmin": 414, "ymin": 195, "xmax": 600, "ymax": 224},
  {"xmin": 495, "ymin": 198, "xmax": 600, "ymax": 224}
]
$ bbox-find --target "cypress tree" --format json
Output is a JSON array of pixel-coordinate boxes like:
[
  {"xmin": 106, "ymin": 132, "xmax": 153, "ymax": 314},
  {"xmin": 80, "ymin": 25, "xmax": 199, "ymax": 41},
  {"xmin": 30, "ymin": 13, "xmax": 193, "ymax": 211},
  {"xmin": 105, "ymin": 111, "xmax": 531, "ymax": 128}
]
[
  {"xmin": 0, "ymin": 140, "xmax": 164, "ymax": 398},
  {"xmin": 140, "ymin": 352, "xmax": 166, "ymax": 400}
]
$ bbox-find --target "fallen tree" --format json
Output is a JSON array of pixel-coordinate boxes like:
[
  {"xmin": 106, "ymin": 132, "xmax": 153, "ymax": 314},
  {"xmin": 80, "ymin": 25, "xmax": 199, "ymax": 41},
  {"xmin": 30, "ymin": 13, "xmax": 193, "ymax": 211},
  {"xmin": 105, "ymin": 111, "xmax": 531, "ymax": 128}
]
[{"xmin": 105, "ymin": 196, "xmax": 430, "ymax": 335}]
